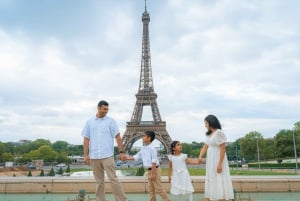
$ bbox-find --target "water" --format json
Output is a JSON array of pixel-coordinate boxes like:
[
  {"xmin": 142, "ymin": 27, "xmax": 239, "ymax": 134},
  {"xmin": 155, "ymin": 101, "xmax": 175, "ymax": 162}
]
[
  {"xmin": 70, "ymin": 170, "xmax": 135, "ymax": 176},
  {"xmin": 1, "ymin": 192, "xmax": 300, "ymax": 201}
]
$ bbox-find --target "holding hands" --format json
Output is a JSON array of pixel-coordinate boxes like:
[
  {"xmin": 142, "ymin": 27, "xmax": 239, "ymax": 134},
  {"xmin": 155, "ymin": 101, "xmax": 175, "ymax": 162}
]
[{"xmin": 119, "ymin": 152, "xmax": 126, "ymax": 161}]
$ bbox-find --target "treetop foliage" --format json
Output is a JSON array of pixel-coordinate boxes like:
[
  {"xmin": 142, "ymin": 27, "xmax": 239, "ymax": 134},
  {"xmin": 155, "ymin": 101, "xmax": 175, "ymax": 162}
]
[{"xmin": 0, "ymin": 121, "xmax": 299, "ymax": 163}]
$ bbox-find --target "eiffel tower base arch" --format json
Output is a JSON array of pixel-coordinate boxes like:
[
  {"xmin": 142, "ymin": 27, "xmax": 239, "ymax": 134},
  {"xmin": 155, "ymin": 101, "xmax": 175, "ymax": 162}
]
[{"xmin": 122, "ymin": 122, "xmax": 172, "ymax": 154}]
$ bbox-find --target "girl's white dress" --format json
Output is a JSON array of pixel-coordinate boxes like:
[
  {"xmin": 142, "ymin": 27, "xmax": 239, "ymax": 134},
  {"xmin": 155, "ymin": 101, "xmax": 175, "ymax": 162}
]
[
  {"xmin": 205, "ymin": 129, "xmax": 234, "ymax": 200},
  {"xmin": 168, "ymin": 153, "xmax": 194, "ymax": 195}
]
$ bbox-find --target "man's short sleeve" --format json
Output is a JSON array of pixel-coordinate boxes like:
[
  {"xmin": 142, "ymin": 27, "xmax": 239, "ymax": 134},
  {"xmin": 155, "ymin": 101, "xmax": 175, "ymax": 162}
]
[
  {"xmin": 110, "ymin": 118, "xmax": 120, "ymax": 137},
  {"xmin": 81, "ymin": 120, "xmax": 90, "ymax": 138}
]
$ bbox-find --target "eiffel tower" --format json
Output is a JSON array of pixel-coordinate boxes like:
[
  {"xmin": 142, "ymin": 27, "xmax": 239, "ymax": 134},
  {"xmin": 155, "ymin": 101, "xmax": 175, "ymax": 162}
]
[{"xmin": 122, "ymin": 2, "xmax": 172, "ymax": 154}]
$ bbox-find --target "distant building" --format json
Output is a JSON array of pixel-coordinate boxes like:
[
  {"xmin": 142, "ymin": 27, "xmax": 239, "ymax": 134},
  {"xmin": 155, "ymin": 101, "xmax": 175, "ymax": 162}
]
[
  {"xmin": 68, "ymin": 155, "xmax": 84, "ymax": 164},
  {"xmin": 5, "ymin": 161, "xmax": 13, "ymax": 167},
  {"xmin": 11, "ymin": 139, "xmax": 32, "ymax": 146},
  {"xmin": 18, "ymin": 139, "xmax": 32, "ymax": 144}
]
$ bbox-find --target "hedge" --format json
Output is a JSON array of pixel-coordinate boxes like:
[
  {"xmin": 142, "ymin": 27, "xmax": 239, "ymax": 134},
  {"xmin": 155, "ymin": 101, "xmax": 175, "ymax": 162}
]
[{"xmin": 247, "ymin": 163, "xmax": 300, "ymax": 169}]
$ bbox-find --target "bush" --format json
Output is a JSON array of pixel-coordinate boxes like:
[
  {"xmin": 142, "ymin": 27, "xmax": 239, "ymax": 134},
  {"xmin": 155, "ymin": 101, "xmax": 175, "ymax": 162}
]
[
  {"xmin": 40, "ymin": 169, "xmax": 44, "ymax": 176},
  {"xmin": 58, "ymin": 167, "xmax": 63, "ymax": 174},
  {"xmin": 49, "ymin": 167, "xmax": 55, "ymax": 176},
  {"xmin": 27, "ymin": 170, "xmax": 32, "ymax": 177},
  {"xmin": 248, "ymin": 162, "xmax": 300, "ymax": 169},
  {"xmin": 136, "ymin": 167, "xmax": 145, "ymax": 176},
  {"xmin": 66, "ymin": 165, "xmax": 70, "ymax": 173},
  {"xmin": 229, "ymin": 164, "xmax": 242, "ymax": 168}
]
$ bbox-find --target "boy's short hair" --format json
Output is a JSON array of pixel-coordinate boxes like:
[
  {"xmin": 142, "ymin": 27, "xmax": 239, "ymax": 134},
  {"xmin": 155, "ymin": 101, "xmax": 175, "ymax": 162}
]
[
  {"xmin": 98, "ymin": 100, "xmax": 109, "ymax": 107},
  {"xmin": 145, "ymin": 131, "xmax": 155, "ymax": 142}
]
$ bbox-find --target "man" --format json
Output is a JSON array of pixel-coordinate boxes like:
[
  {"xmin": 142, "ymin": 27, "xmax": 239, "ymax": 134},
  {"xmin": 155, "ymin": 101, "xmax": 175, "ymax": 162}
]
[{"xmin": 82, "ymin": 100, "xmax": 127, "ymax": 201}]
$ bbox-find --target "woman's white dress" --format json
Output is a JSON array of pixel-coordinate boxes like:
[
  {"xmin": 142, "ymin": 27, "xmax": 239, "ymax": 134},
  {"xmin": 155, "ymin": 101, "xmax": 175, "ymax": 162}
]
[
  {"xmin": 168, "ymin": 153, "xmax": 194, "ymax": 195},
  {"xmin": 205, "ymin": 129, "xmax": 234, "ymax": 200}
]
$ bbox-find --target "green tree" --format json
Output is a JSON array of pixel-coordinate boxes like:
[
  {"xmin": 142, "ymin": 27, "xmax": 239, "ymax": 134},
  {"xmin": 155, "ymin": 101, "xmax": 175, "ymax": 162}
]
[
  {"xmin": 294, "ymin": 121, "xmax": 300, "ymax": 157},
  {"xmin": 67, "ymin": 144, "xmax": 83, "ymax": 156},
  {"xmin": 0, "ymin": 142, "xmax": 3, "ymax": 157},
  {"xmin": 294, "ymin": 121, "xmax": 300, "ymax": 130},
  {"xmin": 226, "ymin": 141, "xmax": 239, "ymax": 161},
  {"xmin": 114, "ymin": 146, "xmax": 120, "ymax": 156},
  {"xmin": 189, "ymin": 141, "xmax": 203, "ymax": 157},
  {"xmin": 191, "ymin": 141, "xmax": 203, "ymax": 150},
  {"xmin": 190, "ymin": 149, "xmax": 200, "ymax": 158},
  {"xmin": 263, "ymin": 138, "xmax": 276, "ymax": 160},
  {"xmin": 49, "ymin": 167, "xmax": 55, "ymax": 176},
  {"xmin": 15, "ymin": 154, "xmax": 31, "ymax": 164},
  {"xmin": 26, "ymin": 145, "xmax": 58, "ymax": 162},
  {"xmin": 37, "ymin": 145, "xmax": 58, "ymax": 162},
  {"xmin": 128, "ymin": 147, "xmax": 139, "ymax": 156},
  {"xmin": 52, "ymin": 141, "xmax": 69, "ymax": 153},
  {"xmin": 136, "ymin": 166, "xmax": 145, "ymax": 176},
  {"xmin": 274, "ymin": 129, "xmax": 299, "ymax": 158},
  {"xmin": 181, "ymin": 143, "xmax": 192, "ymax": 156},
  {"xmin": 31, "ymin": 139, "xmax": 51, "ymax": 150},
  {"xmin": 240, "ymin": 131, "xmax": 264, "ymax": 161},
  {"xmin": 57, "ymin": 152, "xmax": 71, "ymax": 164},
  {"xmin": 40, "ymin": 169, "xmax": 45, "ymax": 176},
  {"xmin": 3, "ymin": 142, "xmax": 15, "ymax": 154},
  {"xmin": 27, "ymin": 170, "xmax": 32, "ymax": 177},
  {"xmin": 66, "ymin": 165, "xmax": 71, "ymax": 173},
  {"xmin": 0, "ymin": 152, "xmax": 14, "ymax": 163},
  {"xmin": 14, "ymin": 142, "xmax": 32, "ymax": 154},
  {"xmin": 58, "ymin": 167, "xmax": 63, "ymax": 175}
]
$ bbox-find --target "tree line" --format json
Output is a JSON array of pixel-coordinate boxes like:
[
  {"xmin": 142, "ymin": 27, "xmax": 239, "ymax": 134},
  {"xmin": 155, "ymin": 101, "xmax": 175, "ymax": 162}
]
[
  {"xmin": 0, "ymin": 121, "xmax": 299, "ymax": 165},
  {"xmin": 0, "ymin": 139, "xmax": 83, "ymax": 165},
  {"xmin": 182, "ymin": 121, "xmax": 300, "ymax": 163}
]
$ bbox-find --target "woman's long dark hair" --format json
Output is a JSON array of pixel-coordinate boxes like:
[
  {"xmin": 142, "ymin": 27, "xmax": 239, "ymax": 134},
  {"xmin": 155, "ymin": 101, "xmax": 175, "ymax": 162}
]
[
  {"xmin": 205, "ymin": 114, "xmax": 222, "ymax": 135},
  {"xmin": 171, "ymin": 141, "xmax": 180, "ymax": 155}
]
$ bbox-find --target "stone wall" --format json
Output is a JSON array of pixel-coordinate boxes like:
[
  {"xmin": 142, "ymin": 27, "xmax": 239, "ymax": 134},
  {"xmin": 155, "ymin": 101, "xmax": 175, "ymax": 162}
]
[{"xmin": 0, "ymin": 176, "xmax": 299, "ymax": 194}]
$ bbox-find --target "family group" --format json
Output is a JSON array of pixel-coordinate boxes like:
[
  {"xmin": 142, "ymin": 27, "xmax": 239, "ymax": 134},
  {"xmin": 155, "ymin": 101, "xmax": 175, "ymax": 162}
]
[{"xmin": 81, "ymin": 100, "xmax": 234, "ymax": 201}]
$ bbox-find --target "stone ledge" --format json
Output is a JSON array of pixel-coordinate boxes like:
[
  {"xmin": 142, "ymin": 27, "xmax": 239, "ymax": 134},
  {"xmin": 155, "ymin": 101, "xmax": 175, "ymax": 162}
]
[{"xmin": 0, "ymin": 176, "xmax": 299, "ymax": 193}]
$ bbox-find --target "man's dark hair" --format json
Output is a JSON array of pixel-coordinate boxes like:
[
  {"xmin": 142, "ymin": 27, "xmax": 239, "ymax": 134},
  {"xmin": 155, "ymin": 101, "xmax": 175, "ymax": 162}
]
[
  {"xmin": 98, "ymin": 100, "xmax": 109, "ymax": 107},
  {"xmin": 145, "ymin": 131, "xmax": 155, "ymax": 142},
  {"xmin": 204, "ymin": 114, "xmax": 222, "ymax": 135}
]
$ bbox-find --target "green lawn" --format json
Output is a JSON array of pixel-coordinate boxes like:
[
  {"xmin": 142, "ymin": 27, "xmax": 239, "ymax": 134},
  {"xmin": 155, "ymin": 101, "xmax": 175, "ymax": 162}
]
[
  {"xmin": 72, "ymin": 167, "xmax": 296, "ymax": 176},
  {"xmin": 161, "ymin": 168, "xmax": 296, "ymax": 176}
]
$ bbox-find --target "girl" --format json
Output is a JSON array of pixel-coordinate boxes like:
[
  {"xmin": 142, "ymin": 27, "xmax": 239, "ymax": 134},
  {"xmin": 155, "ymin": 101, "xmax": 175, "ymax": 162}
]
[{"xmin": 168, "ymin": 141, "xmax": 200, "ymax": 201}]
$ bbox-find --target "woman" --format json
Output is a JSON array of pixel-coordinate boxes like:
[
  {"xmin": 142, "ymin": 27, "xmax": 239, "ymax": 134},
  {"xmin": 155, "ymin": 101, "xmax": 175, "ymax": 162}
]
[{"xmin": 199, "ymin": 114, "xmax": 234, "ymax": 201}]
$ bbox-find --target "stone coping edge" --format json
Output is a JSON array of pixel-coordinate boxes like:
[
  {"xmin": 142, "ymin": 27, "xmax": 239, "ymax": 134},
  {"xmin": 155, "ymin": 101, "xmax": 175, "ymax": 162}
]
[{"xmin": 1, "ymin": 176, "xmax": 300, "ymax": 193}]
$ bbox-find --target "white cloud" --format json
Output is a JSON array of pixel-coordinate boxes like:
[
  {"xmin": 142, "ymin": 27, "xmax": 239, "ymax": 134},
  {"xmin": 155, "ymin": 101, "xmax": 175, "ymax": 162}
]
[
  {"xmin": 0, "ymin": 30, "xmax": 28, "ymax": 78},
  {"xmin": 0, "ymin": 0, "xmax": 299, "ymax": 146}
]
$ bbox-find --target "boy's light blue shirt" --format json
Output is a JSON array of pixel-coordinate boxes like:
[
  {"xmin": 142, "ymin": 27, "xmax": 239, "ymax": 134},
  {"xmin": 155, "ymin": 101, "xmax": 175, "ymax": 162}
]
[
  {"xmin": 81, "ymin": 116, "xmax": 119, "ymax": 159},
  {"xmin": 134, "ymin": 142, "xmax": 159, "ymax": 168}
]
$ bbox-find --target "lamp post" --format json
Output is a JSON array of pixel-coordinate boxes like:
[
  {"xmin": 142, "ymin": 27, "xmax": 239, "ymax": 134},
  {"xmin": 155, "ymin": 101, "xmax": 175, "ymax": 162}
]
[
  {"xmin": 292, "ymin": 129, "xmax": 298, "ymax": 173},
  {"xmin": 256, "ymin": 139, "xmax": 261, "ymax": 169},
  {"xmin": 235, "ymin": 142, "xmax": 238, "ymax": 170}
]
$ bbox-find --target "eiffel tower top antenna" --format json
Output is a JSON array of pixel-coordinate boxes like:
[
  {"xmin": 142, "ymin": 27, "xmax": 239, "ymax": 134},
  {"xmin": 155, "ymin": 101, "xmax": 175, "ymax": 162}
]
[{"xmin": 139, "ymin": 0, "xmax": 153, "ymax": 95}]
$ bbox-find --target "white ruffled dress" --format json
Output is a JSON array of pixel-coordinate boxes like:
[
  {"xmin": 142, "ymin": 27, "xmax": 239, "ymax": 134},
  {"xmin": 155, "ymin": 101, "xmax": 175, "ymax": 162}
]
[
  {"xmin": 168, "ymin": 153, "xmax": 194, "ymax": 195},
  {"xmin": 205, "ymin": 129, "xmax": 234, "ymax": 200}
]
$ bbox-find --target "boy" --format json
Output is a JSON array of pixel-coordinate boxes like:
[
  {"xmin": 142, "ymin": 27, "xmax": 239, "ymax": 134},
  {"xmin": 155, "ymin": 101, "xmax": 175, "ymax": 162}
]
[{"xmin": 125, "ymin": 131, "xmax": 170, "ymax": 201}]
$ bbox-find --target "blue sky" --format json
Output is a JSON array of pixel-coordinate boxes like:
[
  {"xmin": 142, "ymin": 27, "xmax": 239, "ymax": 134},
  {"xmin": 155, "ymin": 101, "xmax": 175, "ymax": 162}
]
[{"xmin": 0, "ymin": 0, "xmax": 299, "ymax": 145}]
